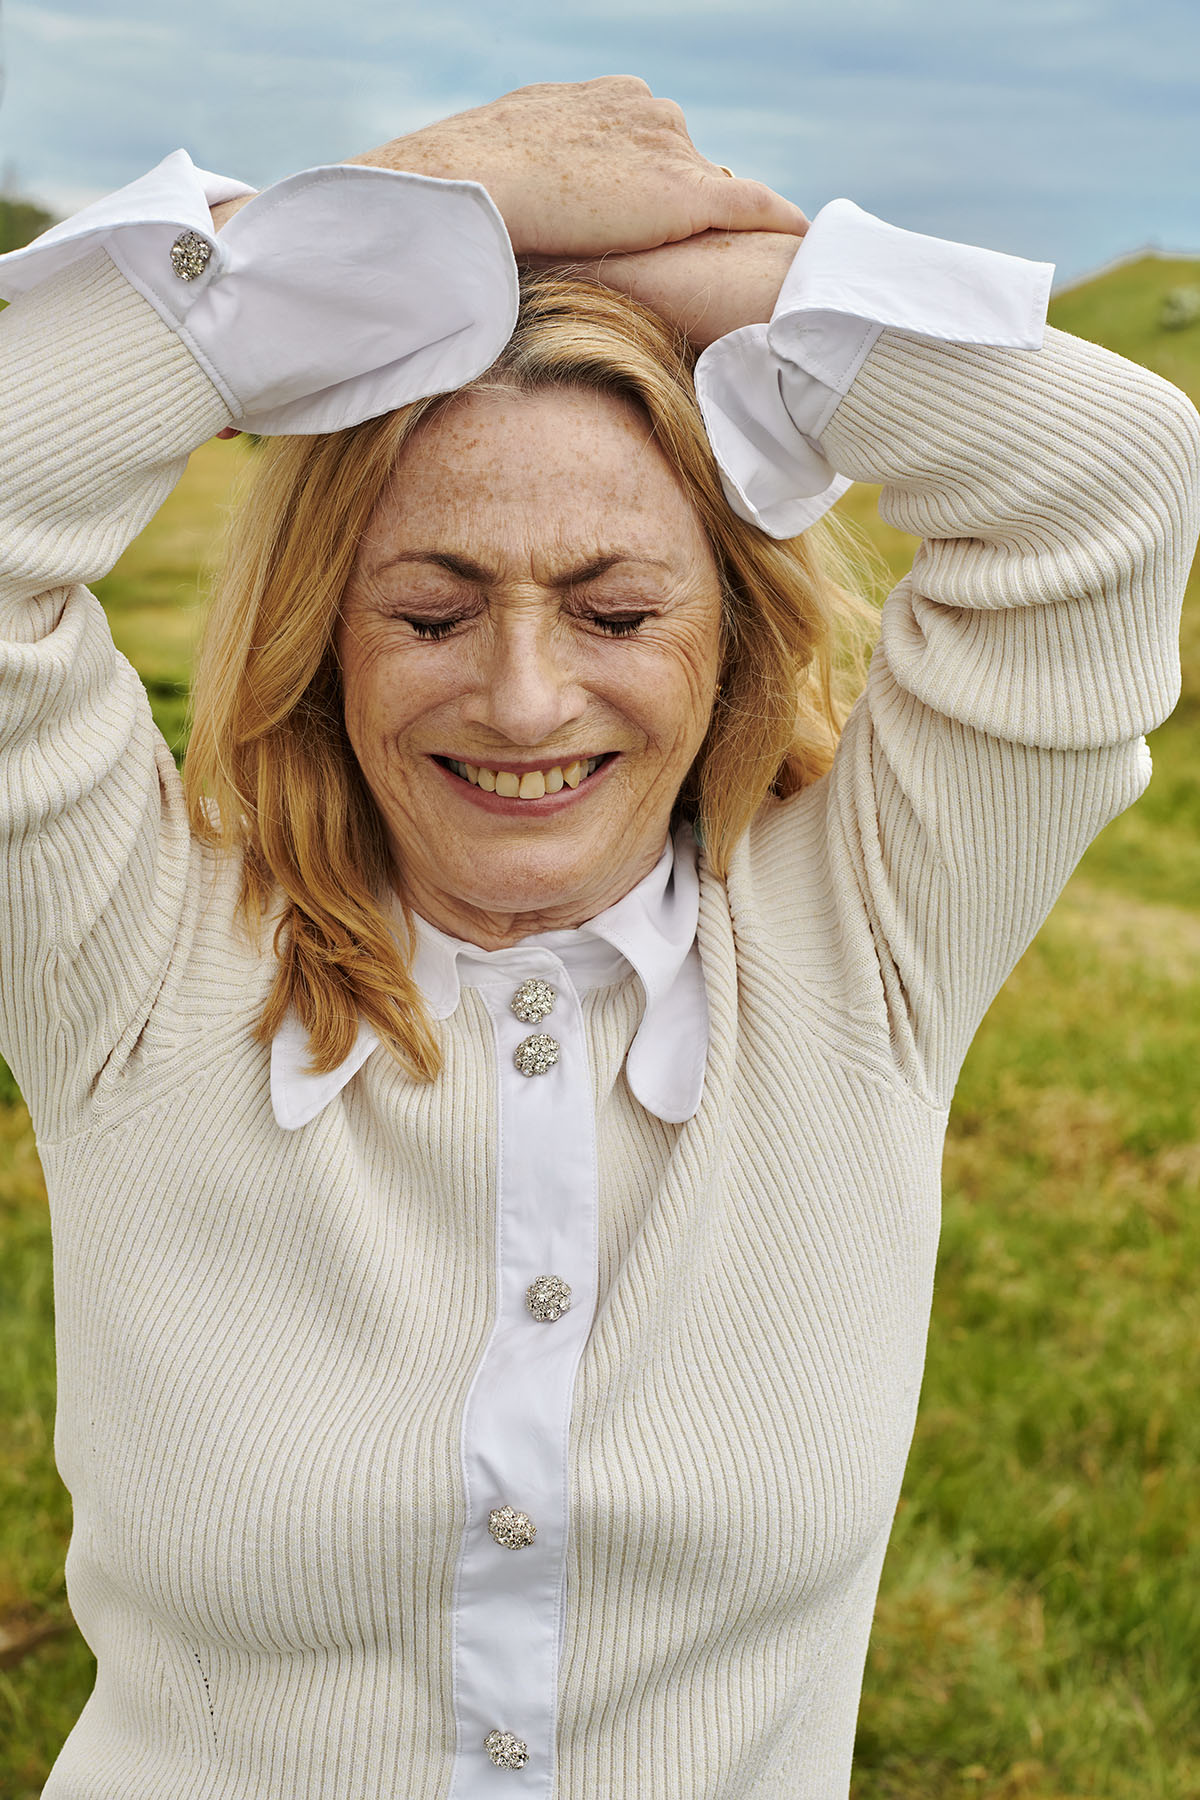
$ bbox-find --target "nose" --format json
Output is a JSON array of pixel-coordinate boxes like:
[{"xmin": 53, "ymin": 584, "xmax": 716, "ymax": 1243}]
[{"xmin": 461, "ymin": 604, "xmax": 588, "ymax": 746}]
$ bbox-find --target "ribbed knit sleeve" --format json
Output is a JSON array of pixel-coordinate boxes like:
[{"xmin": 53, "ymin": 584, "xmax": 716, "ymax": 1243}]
[
  {"xmin": 0, "ymin": 249, "xmax": 230, "ymax": 1137},
  {"xmin": 740, "ymin": 326, "xmax": 1200, "ymax": 1107}
]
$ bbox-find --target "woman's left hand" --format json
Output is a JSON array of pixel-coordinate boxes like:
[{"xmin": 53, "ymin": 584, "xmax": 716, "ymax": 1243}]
[{"xmin": 530, "ymin": 228, "xmax": 805, "ymax": 350}]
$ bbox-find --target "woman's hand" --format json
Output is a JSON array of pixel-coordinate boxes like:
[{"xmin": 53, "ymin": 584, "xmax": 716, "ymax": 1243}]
[
  {"xmin": 533, "ymin": 230, "xmax": 806, "ymax": 350},
  {"xmin": 341, "ymin": 77, "xmax": 807, "ymax": 258}
]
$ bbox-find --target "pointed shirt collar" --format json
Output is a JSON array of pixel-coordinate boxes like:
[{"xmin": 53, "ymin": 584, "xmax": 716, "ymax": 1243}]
[{"xmin": 270, "ymin": 830, "xmax": 707, "ymax": 1131}]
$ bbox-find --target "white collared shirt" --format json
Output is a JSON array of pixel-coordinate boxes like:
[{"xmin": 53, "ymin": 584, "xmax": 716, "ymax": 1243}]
[
  {"xmin": 273, "ymin": 830, "xmax": 706, "ymax": 1792},
  {"xmin": 271, "ymin": 828, "xmax": 707, "ymax": 1130},
  {"xmin": 0, "ymin": 160, "xmax": 1052, "ymax": 1793}
]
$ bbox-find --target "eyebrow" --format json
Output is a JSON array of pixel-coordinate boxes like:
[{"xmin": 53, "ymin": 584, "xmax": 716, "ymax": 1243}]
[{"xmin": 373, "ymin": 551, "xmax": 673, "ymax": 587}]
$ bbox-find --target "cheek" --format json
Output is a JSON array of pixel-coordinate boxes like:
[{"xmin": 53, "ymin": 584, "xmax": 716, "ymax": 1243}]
[
  {"xmin": 338, "ymin": 636, "xmax": 425, "ymax": 758},
  {"xmin": 338, "ymin": 658, "xmax": 385, "ymax": 761},
  {"xmin": 639, "ymin": 626, "xmax": 721, "ymax": 750}
]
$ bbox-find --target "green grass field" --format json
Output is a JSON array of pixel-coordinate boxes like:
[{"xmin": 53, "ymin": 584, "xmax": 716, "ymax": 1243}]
[{"xmin": 1, "ymin": 262, "xmax": 1198, "ymax": 1798}]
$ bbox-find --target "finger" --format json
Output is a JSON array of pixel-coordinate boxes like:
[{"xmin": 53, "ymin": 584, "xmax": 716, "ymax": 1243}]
[{"xmin": 704, "ymin": 176, "xmax": 809, "ymax": 238}]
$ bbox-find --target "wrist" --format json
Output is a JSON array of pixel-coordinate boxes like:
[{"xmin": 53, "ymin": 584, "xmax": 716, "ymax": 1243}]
[
  {"xmin": 587, "ymin": 231, "xmax": 806, "ymax": 351},
  {"xmin": 210, "ymin": 194, "xmax": 253, "ymax": 232}
]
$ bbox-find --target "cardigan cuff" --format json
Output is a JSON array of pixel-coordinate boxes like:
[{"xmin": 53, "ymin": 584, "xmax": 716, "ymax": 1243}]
[
  {"xmin": 0, "ymin": 149, "xmax": 520, "ymax": 435},
  {"xmin": 694, "ymin": 199, "xmax": 1055, "ymax": 538}
]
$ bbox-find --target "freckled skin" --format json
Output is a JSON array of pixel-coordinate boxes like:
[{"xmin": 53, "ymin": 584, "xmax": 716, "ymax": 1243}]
[{"xmin": 337, "ymin": 386, "xmax": 723, "ymax": 948}]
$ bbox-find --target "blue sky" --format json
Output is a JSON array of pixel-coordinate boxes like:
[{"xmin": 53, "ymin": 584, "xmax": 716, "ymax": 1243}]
[{"xmin": 1, "ymin": 0, "xmax": 1196, "ymax": 283}]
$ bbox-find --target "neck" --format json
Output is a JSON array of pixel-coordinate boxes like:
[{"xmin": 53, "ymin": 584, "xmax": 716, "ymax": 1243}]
[{"xmin": 395, "ymin": 844, "xmax": 669, "ymax": 950}]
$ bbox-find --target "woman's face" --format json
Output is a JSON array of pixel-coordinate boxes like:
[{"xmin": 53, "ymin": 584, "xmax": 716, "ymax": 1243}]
[{"xmin": 337, "ymin": 385, "xmax": 724, "ymax": 947}]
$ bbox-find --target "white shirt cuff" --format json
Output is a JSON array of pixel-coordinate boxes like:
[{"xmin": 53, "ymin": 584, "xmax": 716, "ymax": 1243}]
[
  {"xmin": 694, "ymin": 198, "xmax": 1055, "ymax": 539},
  {"xmin": 0, "ymin": 149, "xmax": 519, "ymax": 435}
]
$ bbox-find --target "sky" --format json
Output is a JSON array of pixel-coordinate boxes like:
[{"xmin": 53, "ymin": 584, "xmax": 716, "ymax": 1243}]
[{"xmin": 1, "ymin": 0, "xmax": 1197, "ymax": 285}]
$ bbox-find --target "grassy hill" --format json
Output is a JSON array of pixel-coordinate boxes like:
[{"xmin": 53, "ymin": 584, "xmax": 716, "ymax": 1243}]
[
  {"xmin": 0, "ymin": 198, "xmax": 55, "ymax": 259},
  {"xmin": 1, "ymin": 260, "xmax": 1198, "ymax": 1799},
  {"xmin": 1050, "ymin": 255, "xmax": 1200, "ymax": 394}
]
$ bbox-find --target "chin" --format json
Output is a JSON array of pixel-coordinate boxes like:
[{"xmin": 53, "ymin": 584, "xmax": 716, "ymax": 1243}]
[{"xmin": 447, "ymin": 852, "xmax": 598, "ymax": 919}]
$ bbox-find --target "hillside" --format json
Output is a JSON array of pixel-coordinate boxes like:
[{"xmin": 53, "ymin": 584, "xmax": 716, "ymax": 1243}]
[{"xmin": 1050, "ymin": 255, "xmax": 1200, "ymax": 395}]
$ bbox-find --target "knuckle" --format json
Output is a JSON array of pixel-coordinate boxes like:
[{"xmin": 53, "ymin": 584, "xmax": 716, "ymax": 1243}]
[
  {"xmin": 595, "ymin": 74, "xmax": 653, "ymax": 94},
  {"xmin": 648, "ymin": 96, "xmax": 687, "ymax": 128}
]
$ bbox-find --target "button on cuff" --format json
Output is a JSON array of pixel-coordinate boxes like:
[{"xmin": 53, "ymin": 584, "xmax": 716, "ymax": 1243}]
[{"xmin": 169, "ymin": 229, "xmax": 213, "ymax": 281}]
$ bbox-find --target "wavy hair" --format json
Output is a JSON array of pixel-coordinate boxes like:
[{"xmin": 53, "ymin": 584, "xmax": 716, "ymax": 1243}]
[{"xmin": 184, "ymin": 271, "xmax": 875, "ymax": 1080}]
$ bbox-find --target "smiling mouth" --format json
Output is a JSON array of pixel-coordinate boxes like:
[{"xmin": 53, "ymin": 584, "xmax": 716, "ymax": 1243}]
[{"xmin": 435, "ymin": 754, "xmax": 612, "ymax": 799}]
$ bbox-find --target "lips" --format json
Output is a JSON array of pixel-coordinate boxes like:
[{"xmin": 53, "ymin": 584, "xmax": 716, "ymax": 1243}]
[{"xmin": 439, "ymin": 756, "xmax": 607, "ymax": 799}]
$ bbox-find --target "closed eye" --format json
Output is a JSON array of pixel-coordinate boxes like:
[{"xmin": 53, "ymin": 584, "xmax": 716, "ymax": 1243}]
[
  {"xmin": 400, "ymin": 607, "xmax": 651, "ymax": 640},
  {"xmin": 404, "ymin": 617, "xmax": 464, "ymax": 641},
  {"xmin": 589, "ymin": 614, "xmax": 650, "ymax": 637}
]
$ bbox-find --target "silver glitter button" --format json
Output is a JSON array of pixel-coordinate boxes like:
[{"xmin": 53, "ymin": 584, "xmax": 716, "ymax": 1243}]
[
  {"xmin": 169, "ymin": 230, "xmax": 212, "ymax": 282},
  {"xmin": 511, "ymin": 977, "xmax": 556, "ymax": 1024},
  {"xmin": 484, "ymin": 1729, "xmax": 528, "ymax": 1771},
  {"xmin": 489, "ymin": 1504, "xmax": 537, "ymax": 1549},
  {"xmin": 513, "ymin": 1033, "xmax": 559, "ymax": 1077},
  {"xmin": 526, "ymin": 1274, "xmax": 572, "ymax": 1322}
]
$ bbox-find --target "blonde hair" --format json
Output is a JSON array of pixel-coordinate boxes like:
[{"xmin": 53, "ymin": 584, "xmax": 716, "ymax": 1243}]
[{"xmin": 184, "ymin": 272, "xmax": 875, "ymax": 1081}]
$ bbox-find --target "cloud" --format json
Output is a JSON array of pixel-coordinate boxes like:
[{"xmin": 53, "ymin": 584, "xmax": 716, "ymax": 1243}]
[{"xmin": 1, "ymin": 0, "xmax": 1196, "ymax": 279}]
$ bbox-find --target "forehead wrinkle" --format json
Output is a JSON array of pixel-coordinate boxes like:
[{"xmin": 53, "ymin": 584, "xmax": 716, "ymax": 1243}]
[
  {"xmin": 363, "ymin": 385, "xmax": 714, "ymax": 590},
  {"xmin": 370, "ymin": 489, "xmax": 702, "ymax": 592},
  {"xmin": 370, "ymin": 547, "xmax": 678, "ymax": 588}
]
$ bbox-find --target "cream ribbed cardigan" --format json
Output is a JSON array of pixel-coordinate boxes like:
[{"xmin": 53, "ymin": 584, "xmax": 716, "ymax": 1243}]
[{"xmin": 2, "ymin": 250, "xmax": 1197, "ymax": 1800}]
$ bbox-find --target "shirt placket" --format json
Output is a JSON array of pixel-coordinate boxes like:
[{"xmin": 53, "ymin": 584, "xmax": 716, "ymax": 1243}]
[{"xmin": 448, "ymin": 949, "xmax": 597, "ymax": 1797}]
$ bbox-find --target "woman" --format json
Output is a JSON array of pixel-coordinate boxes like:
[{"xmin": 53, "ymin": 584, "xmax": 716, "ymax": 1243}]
[{"xmin": 1, "ymin": 77, "xmax": 1196, "ymax": 1800}]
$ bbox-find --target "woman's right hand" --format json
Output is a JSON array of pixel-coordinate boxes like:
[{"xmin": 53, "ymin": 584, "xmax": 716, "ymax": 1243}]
[
  {"xmin": 340, "ymin": 77, "xmax": 808, "ymax": 258},
  {"xmin": 530, "ymin": 229, "xmax": 807, "ymax": 350}
]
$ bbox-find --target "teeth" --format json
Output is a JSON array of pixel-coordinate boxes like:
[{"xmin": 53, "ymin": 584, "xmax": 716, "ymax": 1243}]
[{"xmin": 445, "ymin": 754, "xmax": 606, "ymax": 797}]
